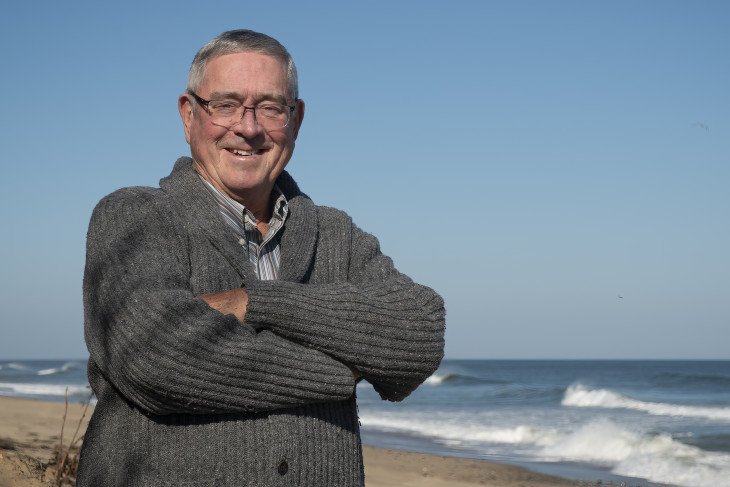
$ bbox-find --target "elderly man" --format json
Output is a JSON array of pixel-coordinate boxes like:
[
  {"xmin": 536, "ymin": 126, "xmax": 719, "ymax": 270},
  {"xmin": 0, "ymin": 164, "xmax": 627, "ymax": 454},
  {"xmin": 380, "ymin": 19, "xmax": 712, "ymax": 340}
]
[{"xmin": 78, "ymin": 30, "xmax": 445, "ymax": 486}]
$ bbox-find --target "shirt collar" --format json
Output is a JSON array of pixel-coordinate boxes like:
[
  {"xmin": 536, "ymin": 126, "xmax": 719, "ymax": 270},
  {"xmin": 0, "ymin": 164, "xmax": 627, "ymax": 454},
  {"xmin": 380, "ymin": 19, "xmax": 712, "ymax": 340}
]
[{"xmin": 198, "ymin": 174, "xmax": 289, "ymax": 226}]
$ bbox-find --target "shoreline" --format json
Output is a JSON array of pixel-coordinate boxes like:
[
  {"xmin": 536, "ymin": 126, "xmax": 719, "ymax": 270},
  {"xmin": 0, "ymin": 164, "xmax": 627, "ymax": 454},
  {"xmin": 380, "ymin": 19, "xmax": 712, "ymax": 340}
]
[{"xmin": 0, "ymin": 395, "xmax": 578, "ymax": 487}]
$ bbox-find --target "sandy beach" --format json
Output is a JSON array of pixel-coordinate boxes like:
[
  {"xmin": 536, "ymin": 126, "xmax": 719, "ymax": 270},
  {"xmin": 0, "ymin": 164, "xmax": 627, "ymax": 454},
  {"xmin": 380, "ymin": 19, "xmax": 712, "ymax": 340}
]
[{"xmin": 0, "ymin": 396, "xmax": 577, "ymax": 487}]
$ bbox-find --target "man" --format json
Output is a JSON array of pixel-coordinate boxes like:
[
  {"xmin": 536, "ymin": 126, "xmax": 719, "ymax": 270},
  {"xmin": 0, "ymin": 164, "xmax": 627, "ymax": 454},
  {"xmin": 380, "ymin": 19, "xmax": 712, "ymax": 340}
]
[{"xmin": 78, "ymin": 30, "xmax": 445, "ymax": 486}]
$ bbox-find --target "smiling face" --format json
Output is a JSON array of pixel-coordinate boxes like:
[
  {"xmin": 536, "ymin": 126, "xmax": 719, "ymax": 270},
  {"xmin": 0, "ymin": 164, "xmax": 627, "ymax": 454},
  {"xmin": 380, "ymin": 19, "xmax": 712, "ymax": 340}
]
[{"xmin": 179, "ymin": 52, "xmax": 304, "ymax": 212}]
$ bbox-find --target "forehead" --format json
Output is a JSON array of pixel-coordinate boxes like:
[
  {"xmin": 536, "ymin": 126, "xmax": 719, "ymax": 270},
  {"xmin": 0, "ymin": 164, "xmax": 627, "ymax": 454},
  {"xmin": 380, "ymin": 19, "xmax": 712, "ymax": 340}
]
[{"xmin": 199, "ymin": 52, "xmax": 289, "ymax": 98}]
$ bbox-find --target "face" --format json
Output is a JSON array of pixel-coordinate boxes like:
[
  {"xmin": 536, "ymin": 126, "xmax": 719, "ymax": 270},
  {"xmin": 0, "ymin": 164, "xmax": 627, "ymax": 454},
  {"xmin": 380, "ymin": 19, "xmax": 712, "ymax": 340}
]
[{"xmin": 179, "ymin": 52, "xmax": 304, "ymax": 208}]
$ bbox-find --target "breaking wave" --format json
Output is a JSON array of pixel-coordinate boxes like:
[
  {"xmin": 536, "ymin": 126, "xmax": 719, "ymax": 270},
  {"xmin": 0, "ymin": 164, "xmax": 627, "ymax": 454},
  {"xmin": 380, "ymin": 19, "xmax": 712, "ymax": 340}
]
[
  {"xmin": 424, "ymin": 372, "xmax": 507, "ymax": 386},
  {"xmin": 360, "ymin": 412, "xmax": 560, "ymax": 446},
  {"xmin": 361, "ymin": 412, "xmax": 730, "ymax": 487},
  {"xmin": 540, "ymin": 419, "xmax": 730, "ymax": 487},
  {"xmin": 37, "ymin": 362, "xmax": 79, "ymax": 376},
  {"xmin": 0, "ymin": 382, "xmax": 90, "ymax": 399},
  {"xmin": 562, "ymin": 383, "xmax": 730, "ymax": 421}
]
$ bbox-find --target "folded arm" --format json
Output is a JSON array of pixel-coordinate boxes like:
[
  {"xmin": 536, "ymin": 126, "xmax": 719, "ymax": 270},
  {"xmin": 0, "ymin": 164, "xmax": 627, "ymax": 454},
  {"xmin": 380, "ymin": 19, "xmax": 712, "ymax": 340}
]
[{"xmin": 242, "ymin": 214, "xmax": 446, "ymax": 402}]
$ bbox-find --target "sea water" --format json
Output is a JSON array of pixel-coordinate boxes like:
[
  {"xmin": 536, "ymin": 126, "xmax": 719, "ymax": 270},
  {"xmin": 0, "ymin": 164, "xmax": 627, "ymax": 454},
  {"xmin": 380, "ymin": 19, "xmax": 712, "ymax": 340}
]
[
  {"xmin": 358, "ymin": 360, "xmax": 730, "ymax": 487},
  {"xmin": 0, "ymin": 360, "xmax": 91, "ymax": 403},
  {"xmin": 2, "ymin": 359, "xmax": 729, "ymax": 487}
]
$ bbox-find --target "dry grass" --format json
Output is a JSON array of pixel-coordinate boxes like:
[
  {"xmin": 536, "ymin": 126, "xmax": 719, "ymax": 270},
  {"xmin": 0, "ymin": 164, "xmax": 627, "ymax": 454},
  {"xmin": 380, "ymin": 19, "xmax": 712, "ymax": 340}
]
[{"xmin": 47, "ymin": 388, "xmax": 92, "ymax": 486}]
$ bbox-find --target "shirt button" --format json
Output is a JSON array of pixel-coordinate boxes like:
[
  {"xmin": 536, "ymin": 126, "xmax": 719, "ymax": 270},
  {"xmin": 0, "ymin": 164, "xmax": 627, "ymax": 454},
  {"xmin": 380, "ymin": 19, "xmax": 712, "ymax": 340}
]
[
  {"xmin": 277, "ymin": 460, "xmax": 288, "ymax": 475},
  {"xmin": 244, "ymin": 214, "xmax": 251, "ymax": 224}
]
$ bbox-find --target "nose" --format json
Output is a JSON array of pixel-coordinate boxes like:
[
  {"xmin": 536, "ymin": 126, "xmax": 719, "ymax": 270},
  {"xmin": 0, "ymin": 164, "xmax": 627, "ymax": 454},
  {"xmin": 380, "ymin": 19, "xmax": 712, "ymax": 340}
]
[{"xmin": 231, "ymin": 106, "xmax": 262, "ymax": 137}]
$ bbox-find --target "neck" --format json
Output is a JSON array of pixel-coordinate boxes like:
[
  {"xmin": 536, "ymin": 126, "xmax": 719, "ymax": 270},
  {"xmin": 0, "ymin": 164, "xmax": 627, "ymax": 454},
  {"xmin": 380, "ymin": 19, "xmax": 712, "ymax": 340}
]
[
  {"xmin": 193, "ymin": 162, "xmax": 274, "ymax": 224},
  {"xmin": 239, "ymin": 193, "xmax": 272, "ymax": 238},
  {"xmin": 243, "ymin": 195, "xmax": 273, "ymax": 226}
]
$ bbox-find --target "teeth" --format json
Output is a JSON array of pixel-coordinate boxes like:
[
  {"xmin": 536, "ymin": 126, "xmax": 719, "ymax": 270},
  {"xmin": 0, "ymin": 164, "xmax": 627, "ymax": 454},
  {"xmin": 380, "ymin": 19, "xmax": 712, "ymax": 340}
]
[{"xmin": 230, "ymin": 149, "xmax": 257, "ymax": 156}]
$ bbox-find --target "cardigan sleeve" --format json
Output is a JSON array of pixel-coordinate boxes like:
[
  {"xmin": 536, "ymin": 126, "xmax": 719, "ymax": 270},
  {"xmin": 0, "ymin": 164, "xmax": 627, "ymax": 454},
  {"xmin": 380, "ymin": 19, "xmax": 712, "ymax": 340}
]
[
  {"xmin": 242, "ymin": 214, "xmax": 446, "ymax": 402},
  {"xmin": 83, "ymin": 188, "xmax": 356, "ymax": 416}
]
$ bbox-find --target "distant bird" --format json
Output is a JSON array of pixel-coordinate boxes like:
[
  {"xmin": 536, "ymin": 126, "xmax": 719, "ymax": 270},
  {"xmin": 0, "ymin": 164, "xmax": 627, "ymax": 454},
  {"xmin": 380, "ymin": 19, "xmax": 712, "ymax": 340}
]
[
  {"xmin": 693, "ymin": 122, "xmax": 710, "ymax": 133},
  {"xmin": 618, "ymin": 295, "xmax": 623, "ymax": 299}
]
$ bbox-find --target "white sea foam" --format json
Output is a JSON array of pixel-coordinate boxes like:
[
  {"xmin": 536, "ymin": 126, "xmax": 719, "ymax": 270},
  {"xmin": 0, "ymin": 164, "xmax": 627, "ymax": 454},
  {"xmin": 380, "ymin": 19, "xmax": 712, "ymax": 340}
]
[
  {"xmin": 360, "ymin": 413, "xmax": 559, "ymax": 447},
  {"xmin": 562, "ymin": 383, "xmax": 730, "ymax": 421},
  {"xmin": 424, "ymin": 373, "xmax": 448, "ymax": 386},
  {"xmin": 540, "ymin": 419, "xmax": 730, "ymax": 487},
  {"xmin": 37, "ymin": 362, "xmax": 77, "ymax": 376},
  {"xmin": 361, "ymin": 411, "xmax": 730, "ymax": 487},
  {"xmin": 617, "ymin": 446, "xmax": 730, "ymax": 487},
  {"xmin": 0, "ymin": 363, "xmax": 30, "ymax": 371},
  {"xmin": 0, "ymin": 382, "xmax": 89, "ymax": 398}
]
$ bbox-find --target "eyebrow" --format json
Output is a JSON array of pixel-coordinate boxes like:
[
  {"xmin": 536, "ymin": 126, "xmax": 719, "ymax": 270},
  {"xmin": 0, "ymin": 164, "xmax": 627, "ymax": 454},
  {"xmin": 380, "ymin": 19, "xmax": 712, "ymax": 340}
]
[{"xmin": 207, "ymin": 91, "xmax": 290, "ymax": 105}]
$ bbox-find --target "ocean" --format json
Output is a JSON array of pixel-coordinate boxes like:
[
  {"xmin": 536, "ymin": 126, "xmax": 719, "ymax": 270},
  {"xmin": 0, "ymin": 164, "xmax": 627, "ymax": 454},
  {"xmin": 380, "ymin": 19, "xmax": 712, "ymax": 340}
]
[{"xmin": 2, "ymin": 359, "xmax": 729, "ymax": 487}]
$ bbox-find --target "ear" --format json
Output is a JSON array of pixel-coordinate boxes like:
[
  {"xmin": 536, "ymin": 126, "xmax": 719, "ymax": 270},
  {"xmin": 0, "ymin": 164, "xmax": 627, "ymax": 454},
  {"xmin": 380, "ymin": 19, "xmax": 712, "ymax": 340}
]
[
  {"xmin": 178, "ymin": 94, "xmax": 194, "ymax": 144},
  {"xmin": 291, "ymin": 99, "xmax": 305, "ymax": 139}
]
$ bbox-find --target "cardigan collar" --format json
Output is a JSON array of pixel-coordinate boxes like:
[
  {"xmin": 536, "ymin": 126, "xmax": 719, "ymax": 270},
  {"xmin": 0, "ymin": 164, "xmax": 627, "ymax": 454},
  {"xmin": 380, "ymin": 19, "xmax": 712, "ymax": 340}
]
[{"xmin": 159, "ymin": 157, "xmax": 318, "ymax": 284}]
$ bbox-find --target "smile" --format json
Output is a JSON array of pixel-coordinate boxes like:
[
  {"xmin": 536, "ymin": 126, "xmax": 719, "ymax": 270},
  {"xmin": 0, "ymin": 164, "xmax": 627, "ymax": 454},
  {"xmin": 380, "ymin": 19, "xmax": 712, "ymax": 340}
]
[{"xmin": 227, "ymin": 148, "xmax": 262, "ymax": 156}]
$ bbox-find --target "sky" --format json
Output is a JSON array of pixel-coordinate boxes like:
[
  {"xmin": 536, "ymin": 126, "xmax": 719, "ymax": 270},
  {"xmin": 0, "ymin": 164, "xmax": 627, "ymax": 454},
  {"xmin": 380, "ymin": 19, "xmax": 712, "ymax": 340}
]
[{"xmin": 0, "ymin": 1, "xmax": 727, "ymax": 360}]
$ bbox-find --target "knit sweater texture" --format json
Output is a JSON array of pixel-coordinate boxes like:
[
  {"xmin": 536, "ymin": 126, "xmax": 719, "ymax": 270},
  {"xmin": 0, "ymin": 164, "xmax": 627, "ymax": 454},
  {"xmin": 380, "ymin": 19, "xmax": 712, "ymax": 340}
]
[{"xmin": 78, "ymin": 158, "xmax": 445, "ymax": 486}]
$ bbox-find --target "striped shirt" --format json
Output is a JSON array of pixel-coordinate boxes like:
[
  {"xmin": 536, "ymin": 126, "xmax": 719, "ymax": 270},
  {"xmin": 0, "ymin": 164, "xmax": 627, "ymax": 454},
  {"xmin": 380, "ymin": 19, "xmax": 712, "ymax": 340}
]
[{"xmin": 199, "ymin": 176, "xmax": 288, "ymax": 280}]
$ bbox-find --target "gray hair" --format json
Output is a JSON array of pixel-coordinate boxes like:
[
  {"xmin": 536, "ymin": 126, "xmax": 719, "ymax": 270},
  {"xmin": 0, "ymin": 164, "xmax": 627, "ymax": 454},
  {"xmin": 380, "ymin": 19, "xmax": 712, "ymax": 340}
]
[{"xmin": 186, "ymin": 29, "xmax": 299, "ymax": 100}]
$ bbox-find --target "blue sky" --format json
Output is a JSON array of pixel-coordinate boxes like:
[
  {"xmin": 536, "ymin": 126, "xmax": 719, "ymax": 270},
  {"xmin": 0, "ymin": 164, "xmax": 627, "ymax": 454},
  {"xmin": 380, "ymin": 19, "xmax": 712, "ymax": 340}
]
[{"xmin": 1, "ymin": 1, "xmax": 727, "ymax": 360}]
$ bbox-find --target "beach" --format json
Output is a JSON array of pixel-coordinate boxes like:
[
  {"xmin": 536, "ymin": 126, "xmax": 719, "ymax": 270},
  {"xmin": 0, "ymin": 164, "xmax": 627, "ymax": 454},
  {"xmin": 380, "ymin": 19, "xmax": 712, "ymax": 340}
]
[
  {"xmin": 5, "ymin": 359, "xmax": 730, "ymax": 486},
  {"xmin": 0, "ymin": 396, "xmax": 577, "ymax": 487}
]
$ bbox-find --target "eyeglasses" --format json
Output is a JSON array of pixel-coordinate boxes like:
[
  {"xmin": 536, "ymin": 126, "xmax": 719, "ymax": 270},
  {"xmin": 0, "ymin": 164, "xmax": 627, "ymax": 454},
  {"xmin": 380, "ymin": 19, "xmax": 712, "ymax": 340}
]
[{"xmin": 188, "ymin": 91, "xmax": 297, "ymax": 130}]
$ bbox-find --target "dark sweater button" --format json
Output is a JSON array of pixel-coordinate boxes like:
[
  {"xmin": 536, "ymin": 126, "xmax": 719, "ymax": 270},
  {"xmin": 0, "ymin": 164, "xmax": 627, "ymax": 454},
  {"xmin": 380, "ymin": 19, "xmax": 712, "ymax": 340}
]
[{"xmin": 277, "ymin": 460, "xmax": 288, "ymax": 475}]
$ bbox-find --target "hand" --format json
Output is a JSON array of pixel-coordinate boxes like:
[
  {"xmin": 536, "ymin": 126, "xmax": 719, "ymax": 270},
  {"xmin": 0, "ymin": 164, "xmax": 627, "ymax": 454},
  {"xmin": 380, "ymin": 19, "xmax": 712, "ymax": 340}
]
[
  {"xmin": 349, "ymin": 367, "xmax": 362, "ymax": 381},
  {"xmin": 198, "ymin": 288, "xmax": 249, "ymax": 322}
]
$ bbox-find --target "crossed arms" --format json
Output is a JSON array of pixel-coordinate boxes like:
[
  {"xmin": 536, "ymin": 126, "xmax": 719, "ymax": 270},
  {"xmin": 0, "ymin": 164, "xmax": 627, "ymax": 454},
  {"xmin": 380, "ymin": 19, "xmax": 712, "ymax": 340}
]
[
  {"xmin": 198, "ymin": 288, "xmax": 363, "ymax": 380},
  {"xmin": 83, "ymin": 188, "xmax": 445, "ymax": 416}
]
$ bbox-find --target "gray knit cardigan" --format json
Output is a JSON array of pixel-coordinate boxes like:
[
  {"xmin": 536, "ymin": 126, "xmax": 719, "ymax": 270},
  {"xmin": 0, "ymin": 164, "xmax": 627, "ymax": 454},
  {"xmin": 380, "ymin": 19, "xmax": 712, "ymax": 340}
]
[{"xmin": 78, "ymin": 158, "xmax": 445, "ymax": 486}]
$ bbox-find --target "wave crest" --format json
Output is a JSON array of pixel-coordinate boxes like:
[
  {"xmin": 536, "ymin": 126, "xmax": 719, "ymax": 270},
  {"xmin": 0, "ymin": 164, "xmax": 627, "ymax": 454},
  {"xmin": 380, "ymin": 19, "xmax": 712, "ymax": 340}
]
[
  {"xmin": 562, "ymin": 383, "xmax": 730, "ymax": 421},
  {"xmin": 0, "ymin": 363, "xmax": 30, "ymax": 371},
  {"xmin": 360, "ymin": 413, "xmax": 559, "ymax": 446},
  {"xmin": 0, "ymin": 382, "xmax": 90, "ymax": 398},
  {"xmin": 37, "ymin": 362, "xmax": 78, "ymax": 376},
  {"xmin": 362, "ymin": 412, "xmax": 730, "ymax": 487},
  {"xmin": 541, "ymin": 419, "xmax": 730, "ymax": 487},
  {"xmin": 424, "ymin": 372, "xmax": 506, "ymax": 386}
]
